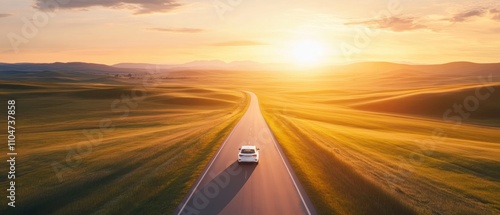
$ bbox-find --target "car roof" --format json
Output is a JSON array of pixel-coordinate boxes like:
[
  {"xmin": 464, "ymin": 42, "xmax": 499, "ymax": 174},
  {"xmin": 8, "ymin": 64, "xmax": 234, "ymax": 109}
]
[{"xmin": 241, "ymin": 145, "xmax": 257, "ymax": 150}]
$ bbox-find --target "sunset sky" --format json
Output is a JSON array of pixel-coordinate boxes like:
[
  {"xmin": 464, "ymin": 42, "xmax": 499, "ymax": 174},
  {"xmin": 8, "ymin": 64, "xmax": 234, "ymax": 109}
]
[{"xmin": 1, "ymin": 0, "xmax": 499, "ymax": 65}]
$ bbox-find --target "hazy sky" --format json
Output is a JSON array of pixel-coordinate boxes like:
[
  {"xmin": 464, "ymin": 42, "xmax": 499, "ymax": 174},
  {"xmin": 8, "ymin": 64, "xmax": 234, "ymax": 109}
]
[{"xmin": 1, "ymin": 0, "xmax": 499, "ymax": 65}]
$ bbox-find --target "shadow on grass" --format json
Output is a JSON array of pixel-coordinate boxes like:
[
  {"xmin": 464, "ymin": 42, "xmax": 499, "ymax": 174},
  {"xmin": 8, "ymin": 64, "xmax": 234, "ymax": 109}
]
[
  {"xmin": 15, "ymin": 163, "xmax": 141, "ymax": 215},
  {"xmin": 276, "ymin": 118, "xmax": 417, "ymax": 215},
  {"xmin": 176, "ymin": 161, "xmax": 256, "ymax": 215}
]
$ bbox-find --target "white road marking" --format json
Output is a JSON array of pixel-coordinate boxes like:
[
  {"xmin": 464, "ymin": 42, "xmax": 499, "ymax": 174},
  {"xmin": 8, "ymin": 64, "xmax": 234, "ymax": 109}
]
[
  {"xmin": 176, "ymin": 109, "xmax": 244, "ymax": 215},
  {"xmin": 266, "ymin": 119, "xmax": 313, "ymax": 215}
]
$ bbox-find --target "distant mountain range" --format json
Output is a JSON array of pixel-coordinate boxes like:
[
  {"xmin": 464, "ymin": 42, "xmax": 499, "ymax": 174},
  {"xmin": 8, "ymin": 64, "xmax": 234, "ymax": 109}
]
[
  {"xmin": 0, "ymin": 62, "xmax": 126, "ymax": 72},
  {"xmin": 0, "ymin": 61, "xmax": 499, "ymax": 74},
  {"xmin": 0, "ymin": 60, "xmax": 287, "ymax": 72},
  {"xmin": 113, "ymin": 60, "xmax": 286, "ymax": 71}
]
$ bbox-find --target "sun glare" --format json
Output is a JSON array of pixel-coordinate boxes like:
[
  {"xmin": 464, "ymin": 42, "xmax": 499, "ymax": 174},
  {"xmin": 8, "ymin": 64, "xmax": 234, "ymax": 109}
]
[{"xmin": 289, "ymin": 40, "xmax": 327, "ymax": 67}]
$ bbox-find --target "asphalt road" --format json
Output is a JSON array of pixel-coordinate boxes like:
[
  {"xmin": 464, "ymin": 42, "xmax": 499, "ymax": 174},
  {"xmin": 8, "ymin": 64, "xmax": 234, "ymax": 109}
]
[{"xmin": 175, "ymin": 91, "xmax": 317, "ymax": 215}]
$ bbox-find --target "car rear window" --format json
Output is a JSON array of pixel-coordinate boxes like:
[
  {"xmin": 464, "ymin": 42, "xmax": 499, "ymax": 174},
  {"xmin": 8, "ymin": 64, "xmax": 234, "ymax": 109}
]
[{"xmin": 241, "ymin": 149, "xmax": 255, "ymax": 153}]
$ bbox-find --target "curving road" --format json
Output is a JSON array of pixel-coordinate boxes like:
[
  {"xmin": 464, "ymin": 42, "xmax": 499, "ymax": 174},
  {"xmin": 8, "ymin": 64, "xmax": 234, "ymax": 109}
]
[{"xmin": 175, "ymin": 91, "xmax": 317, "ymax": 215}]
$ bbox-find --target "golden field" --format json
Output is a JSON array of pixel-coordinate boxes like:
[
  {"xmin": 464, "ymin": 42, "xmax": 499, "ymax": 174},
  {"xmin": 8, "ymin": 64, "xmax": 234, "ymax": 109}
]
[
  {"xmin": 0, "ymin": 62, "xmax": 499, "ymax": 214},
  {"xmin": 0, "ymin": 73, "xmax": 248, "ymax": 214},
  {"xmin": 251, "ymin": 63, "xmax": 499, "ymax": 214}
]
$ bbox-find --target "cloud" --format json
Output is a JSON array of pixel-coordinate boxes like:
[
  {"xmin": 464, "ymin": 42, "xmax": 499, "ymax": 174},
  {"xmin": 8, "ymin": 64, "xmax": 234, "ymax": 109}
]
[
  {"xmin": 147, "ymin": 27, "xmax": 205, "ymax": 33},
  {"xmin": 448, "ymin": 9, "xmax": 486, "ymax": 22},
  {"xmin": 490, "ymin": 9, "xmax": 500, "ymax": 21},
  {"xmin": 344, "ymin": 7, "xmax": 500, "ymax": 33},
  {"xmin": 211, "ymin": 40, "xmax": 268, "ymax": 46},
  {"xmin": 445, "ymin": 7, "xmax": 500, "ymax": 22},
  {"xmin": 346, "ymin": 17, "xmax": 428, "ymax": 32},
  {"xmin": 34, "ymin": 0, "xmax": 181, "ymax": 14},
  {"xmin": 0, "ymin": 13, "xmax": 12, "ymax": 18}
]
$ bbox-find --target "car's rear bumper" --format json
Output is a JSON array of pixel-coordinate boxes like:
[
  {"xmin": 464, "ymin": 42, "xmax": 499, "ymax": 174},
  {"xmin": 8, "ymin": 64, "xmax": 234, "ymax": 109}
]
[{"xmin": 238, "ymin": 157, "xmax": 259, "ymax": 163}]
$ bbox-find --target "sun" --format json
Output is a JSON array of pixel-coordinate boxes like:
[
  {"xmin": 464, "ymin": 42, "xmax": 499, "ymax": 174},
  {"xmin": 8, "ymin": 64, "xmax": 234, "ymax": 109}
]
[{"xmin": 289, "ymin": 39, "xmax": 327, "ymax": 67}]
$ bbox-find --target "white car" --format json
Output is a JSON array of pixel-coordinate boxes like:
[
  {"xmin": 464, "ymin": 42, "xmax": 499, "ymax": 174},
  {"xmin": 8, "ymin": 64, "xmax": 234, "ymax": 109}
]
[{"xmin": 238, "ymin": 145, "xmax": 260, "ymax": 164}]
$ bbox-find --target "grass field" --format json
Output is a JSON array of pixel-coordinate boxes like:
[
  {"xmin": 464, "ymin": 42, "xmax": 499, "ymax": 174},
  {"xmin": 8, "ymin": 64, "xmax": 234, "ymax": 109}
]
[
  {"xmin": 0, "ymin": 73, "xmax": 249, "ymax": 214},
  {"xmin": 248, "ymin": 63, "xmax": 500, "ymax": 214},
  {"xmin": 258, "ymin": 93, "xmax": 499, "ymax": 214},
  {"xmin": 1, "ymin": 62, "xmax": 499, "ymax": 214}
]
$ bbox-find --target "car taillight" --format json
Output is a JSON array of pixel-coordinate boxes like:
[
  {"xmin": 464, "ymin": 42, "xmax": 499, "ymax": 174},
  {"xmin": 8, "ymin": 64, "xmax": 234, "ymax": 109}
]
[
  {"xmin": 239, "ymin": 154, "xmax": 243, "ymax": 157},
  {"xmin": 252, "ymin": 154, "xmax": 257, "ymax": 157}
]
